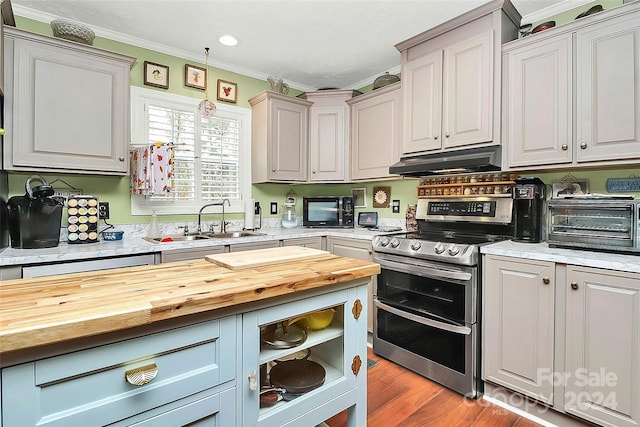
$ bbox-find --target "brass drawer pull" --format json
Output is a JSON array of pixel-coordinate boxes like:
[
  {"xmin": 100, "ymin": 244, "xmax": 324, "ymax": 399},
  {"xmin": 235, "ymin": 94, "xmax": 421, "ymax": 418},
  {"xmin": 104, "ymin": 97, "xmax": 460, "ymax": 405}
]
[{"xmin": 125, "ymin": 363, "xmax": 158, "ymax": 386}]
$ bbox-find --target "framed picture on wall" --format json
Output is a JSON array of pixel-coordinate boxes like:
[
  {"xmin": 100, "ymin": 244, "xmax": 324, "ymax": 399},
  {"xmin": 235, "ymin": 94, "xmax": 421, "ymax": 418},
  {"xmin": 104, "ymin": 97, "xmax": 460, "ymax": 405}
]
[
  {"xmin": 185, "ymin": 64, "xmax": 207, "ymax": 90},
  {"xmin": 217, "ymin": 79, "xmax": 237, "ymax": 103},
  {"xmin": 552, "ymin": 180, "xmax": 589, "ymax": 198},
  {"xmin": 143, "ymin": 61, "xmax": 169, "ymax": 89},
  {"xmin": 351, "ymin": 188, "xmax": 366, "ymax": 208}
]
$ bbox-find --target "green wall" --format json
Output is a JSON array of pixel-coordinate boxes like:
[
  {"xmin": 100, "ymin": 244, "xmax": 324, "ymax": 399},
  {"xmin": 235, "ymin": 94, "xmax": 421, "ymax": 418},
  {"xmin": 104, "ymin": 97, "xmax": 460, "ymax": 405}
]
[{"xmin": 6, "ymin": 8, "xmax": 640, "ymax": 227}]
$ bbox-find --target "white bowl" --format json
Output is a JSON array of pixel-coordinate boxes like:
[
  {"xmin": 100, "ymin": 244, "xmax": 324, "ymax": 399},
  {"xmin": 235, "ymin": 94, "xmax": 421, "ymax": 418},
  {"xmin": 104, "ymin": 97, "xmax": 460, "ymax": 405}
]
[{"xmin": 50, "ymin": 19, "xmax": 95, "ymax": 45}]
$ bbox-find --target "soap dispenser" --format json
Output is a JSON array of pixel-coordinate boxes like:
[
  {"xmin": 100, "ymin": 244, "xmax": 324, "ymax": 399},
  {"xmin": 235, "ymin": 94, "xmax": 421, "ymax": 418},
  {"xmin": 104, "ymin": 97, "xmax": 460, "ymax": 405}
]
[{"xmin": 147, "ymin": 209, "xmax": 161, "ymax": 238}]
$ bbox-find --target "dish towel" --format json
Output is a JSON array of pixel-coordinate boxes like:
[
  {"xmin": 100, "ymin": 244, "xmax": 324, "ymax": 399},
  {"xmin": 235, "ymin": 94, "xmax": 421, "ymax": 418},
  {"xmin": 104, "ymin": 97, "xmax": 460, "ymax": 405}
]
[{"xmin": 130, "ymin": 143, "xmax": 174, "ymax": 196}]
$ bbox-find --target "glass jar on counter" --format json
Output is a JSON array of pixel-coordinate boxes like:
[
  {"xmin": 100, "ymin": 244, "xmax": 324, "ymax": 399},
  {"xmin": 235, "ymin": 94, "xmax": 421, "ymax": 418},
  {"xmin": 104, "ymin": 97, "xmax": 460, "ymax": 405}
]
[{"xmin": 281, "ymin": 203, "xmax": 298, "ymax": 228}]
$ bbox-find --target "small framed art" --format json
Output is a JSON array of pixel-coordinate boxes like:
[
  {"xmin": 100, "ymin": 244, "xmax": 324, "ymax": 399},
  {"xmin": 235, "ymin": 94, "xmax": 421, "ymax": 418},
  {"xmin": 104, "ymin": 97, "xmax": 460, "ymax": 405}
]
[
  {"xmin": 552, "ymin": 180, "xmax": 589, "ymax": 198},
  {"xmin": 185, "ymin": 64, "xmax": 207, "ymax": 90},
  {"xmin": 143, "ymin": 61, "xmax": 169, "ymax": 89},
  {"xmin": 351, "ymin": 188, "xmax": 366, "ymax": 208},
  {"xmin": 217, "ymin": 79, "xmax": 237, "ymax": 103}
]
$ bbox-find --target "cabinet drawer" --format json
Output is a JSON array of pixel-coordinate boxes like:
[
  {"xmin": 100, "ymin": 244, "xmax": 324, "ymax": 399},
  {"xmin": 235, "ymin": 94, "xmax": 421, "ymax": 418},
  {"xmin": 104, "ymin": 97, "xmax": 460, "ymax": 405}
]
[{"xmin": 1, "ymin": 316, "xmax": 237, "ymax": 427}]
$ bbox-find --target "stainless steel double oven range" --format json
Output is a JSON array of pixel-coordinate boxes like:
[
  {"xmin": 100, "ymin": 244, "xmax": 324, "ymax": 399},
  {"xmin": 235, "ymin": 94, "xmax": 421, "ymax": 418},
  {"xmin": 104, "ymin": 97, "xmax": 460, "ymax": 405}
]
[{"xmin": 372, "ymin": 196, "xmax": 514, "ymax": 398}]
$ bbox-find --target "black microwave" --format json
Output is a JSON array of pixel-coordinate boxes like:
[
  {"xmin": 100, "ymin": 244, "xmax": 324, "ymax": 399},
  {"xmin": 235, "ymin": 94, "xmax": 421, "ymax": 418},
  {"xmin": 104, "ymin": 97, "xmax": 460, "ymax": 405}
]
[{"xmin": 302, "ymin": 196, "xmax": 354, "ymax": 228}]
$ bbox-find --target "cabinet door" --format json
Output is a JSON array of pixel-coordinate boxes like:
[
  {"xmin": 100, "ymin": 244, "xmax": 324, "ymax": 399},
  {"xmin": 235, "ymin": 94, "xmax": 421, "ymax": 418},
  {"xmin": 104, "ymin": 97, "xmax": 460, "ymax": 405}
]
[
  {"xmin": 269, "ymin": 98, "xmax": 308, "ymax": 181},
  {"xmin": 443, "ymin": 31, "xmax": 493, "ymax": 148},
  {"xmin": 281, "ymin": 237, "xmax": 324, "ymax": 250},
  {"xmin": 483, "ymin": 255, "xmax": 555, "ymax": 404},
  {"xmin": 4, "ymin": 30, "xmax": 132, "ymax": 174},
  {"xmin": 228, "ymin": 240, "xmax": 279, "ymax": 252},
  {"xmin": 309, "ymin": 106, "xmax": 347, "ymax": 181},
  {"xmin": 402, "ymin": 50, "xmax": 443, "ymax": 154},
  {"xmin": 161, "ymin": 245, "xmax": 226, "ymax": 263},
  {"xmin": 326, "ymin": 237, "xmax": 374, "ymax": 333},
  {"xmin": 564, "ymin": 266, "xmax": 640, "ymax": 427},
  {"xmin": 576, "ymin": 12, "xmax": 640, "ymax": 163},
  {"xmin": 349, "ymin": 84, "xmax": 401, "ymax": 180},
  {"xmin": 504, "ymin": 34, "xmax": 572, "ymax": 167}
]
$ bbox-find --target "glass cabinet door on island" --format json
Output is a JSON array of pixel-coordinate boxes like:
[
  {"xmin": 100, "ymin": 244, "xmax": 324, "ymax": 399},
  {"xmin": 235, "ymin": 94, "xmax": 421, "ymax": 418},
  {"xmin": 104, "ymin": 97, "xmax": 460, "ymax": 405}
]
[{"xmin": 241, "ymin": 285, "xmax": 368, "ymax": 427}]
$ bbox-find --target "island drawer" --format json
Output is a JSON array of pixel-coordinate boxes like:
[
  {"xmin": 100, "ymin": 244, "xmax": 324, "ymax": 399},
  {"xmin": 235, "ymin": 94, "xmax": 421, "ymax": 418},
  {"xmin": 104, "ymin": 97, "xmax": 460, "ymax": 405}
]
[{"xmin": 1, "ymin": 316, "xmax": 237, "ymax": 427}]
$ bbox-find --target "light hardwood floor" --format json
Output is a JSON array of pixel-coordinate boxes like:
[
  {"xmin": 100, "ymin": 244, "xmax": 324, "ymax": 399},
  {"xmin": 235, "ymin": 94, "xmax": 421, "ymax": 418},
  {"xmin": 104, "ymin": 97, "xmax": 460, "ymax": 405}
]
[{"xmin": 325, "ymin": 348, "xmax": 542, "ymax": 427}]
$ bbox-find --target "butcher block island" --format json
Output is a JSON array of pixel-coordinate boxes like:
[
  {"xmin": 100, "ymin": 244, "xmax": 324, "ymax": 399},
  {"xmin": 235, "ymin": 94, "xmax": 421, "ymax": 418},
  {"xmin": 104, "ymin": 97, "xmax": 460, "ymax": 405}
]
[{"xmin": 0, "ymin": 248, "xmax": 379, "ymax": 427}]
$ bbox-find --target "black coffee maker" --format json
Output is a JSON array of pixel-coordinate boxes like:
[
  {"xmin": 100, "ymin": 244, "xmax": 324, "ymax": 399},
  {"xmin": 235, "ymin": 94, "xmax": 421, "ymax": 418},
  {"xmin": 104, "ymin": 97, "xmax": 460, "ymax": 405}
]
[
  {"xmin": 513, "ymin": 177, "xmax": 546, "ymax": 243},
  {"xmin": 8, "ymin": 175, "xmax": 64, "ymax": 249}
]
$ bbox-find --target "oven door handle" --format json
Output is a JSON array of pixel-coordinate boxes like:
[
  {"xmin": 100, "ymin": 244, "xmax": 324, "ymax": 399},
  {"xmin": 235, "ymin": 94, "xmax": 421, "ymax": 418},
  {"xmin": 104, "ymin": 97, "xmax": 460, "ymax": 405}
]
[
  {"xmin": 374, "ymin": 299, "xmax": 472, "ymax": 335},
  {"xmin": 374, "ymin": 257, "xmax": 472, "ymax": 282}
]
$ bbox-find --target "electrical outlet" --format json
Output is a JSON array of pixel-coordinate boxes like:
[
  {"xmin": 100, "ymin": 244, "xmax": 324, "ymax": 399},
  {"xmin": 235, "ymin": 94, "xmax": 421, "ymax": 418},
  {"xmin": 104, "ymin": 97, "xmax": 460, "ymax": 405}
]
[
  {"xmin": 270, "ymin": 202, "xmax": 278, "ymax": 215},
  {"xmin": 98, "ymin": 202, "xmax": 110, "ymax": 220},
  {"xmin": 254, "ymin": 201, "xmax": 261, "ymax": 215},
  {"xmin": 392, "ymin": 200, "xmax": 400, "ymax": 214}
]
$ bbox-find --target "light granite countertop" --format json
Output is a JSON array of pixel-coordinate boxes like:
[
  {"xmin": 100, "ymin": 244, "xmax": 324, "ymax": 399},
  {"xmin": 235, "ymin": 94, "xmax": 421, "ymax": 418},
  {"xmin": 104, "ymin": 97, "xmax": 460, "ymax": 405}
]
[
  {"xmin": 0, "ymin": 226, "xmax": 392, "ymax": 267},
  {"xmin": 481, "ymin": 240, "xmax": 640, "ymax": 274}
]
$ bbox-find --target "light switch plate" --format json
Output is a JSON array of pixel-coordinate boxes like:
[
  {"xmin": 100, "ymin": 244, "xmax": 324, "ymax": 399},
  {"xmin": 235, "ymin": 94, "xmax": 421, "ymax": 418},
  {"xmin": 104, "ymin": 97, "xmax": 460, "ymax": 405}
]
[{"xmin": 270, "ymin": 202, "xmax": 278, "ymax": 215}]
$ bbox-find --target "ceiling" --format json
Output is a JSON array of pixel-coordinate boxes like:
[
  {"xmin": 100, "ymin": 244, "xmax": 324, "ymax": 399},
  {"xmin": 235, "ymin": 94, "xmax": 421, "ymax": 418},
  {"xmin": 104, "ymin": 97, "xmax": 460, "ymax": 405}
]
[{"xmin": 12, "ymin": 0, "xmax": 590, "ymax": 91}]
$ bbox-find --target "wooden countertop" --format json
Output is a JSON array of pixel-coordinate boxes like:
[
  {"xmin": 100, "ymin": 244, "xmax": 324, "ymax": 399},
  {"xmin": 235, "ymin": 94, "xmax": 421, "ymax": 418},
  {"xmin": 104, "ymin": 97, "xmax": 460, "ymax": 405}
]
[{"xmin": 0, "ymin": 254, "xmax": 379, "ymax": 353}]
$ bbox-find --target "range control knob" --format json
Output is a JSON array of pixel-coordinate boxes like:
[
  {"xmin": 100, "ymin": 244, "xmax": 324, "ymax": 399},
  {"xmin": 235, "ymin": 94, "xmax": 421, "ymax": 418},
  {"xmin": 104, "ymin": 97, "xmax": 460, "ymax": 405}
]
[
  {"xmin": 447, "ymin": 244, "xmax": 460, "ymax": 256},
  {"xmin": 378, "ymin": 237, "xmax": 390, "ymax": 247},
  {"xmin": 434, "ymin": 242, "xmax": 445, "ymax": 254},
  {"xmin": 410, "ymin": 241, "xmax": 422, "ymax": 251},
  {"xmin": 390, "ymin": 238, "xmax": 401, "ymax": 248}
]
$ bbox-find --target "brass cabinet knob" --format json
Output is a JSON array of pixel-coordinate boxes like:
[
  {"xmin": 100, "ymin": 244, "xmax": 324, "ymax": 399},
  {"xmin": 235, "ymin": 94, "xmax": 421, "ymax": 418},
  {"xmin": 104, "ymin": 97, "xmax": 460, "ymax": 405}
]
[
  {"xmin": 561, "ymin": 144, "xmax": 568, "ymax": 151},
  {"xmin": 0, "ymin": 128, "xmax": 5, "ymax": 136},
  {"xmin": 571, "ymin": 282, "xmax": 579, "ymax": 290},
  {"xmin": 543, "ymin": 277, "xmax": 550, "ymax": 285},
  {"xmin": 580, "ymin": 142, "xmax": 587, "ymax": 149}
]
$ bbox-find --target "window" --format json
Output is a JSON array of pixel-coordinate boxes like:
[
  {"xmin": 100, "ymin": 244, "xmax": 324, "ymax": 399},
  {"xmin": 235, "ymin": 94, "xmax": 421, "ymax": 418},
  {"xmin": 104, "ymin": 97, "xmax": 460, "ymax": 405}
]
[{"xmin": 130, "ymin": 87, "xmax": 251, "ymax": 215}]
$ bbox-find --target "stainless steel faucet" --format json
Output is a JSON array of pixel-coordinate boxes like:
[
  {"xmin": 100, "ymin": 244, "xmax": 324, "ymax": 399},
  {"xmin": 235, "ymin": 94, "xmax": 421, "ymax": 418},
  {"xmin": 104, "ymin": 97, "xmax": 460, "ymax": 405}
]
[{"xmin": 197, "ymin": 199, "xmax": 231, "ymax": 233}]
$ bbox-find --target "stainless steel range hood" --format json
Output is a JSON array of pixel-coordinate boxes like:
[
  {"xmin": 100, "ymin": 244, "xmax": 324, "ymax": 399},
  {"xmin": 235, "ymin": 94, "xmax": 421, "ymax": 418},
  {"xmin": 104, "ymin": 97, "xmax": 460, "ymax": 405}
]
[{"xmin": 389, "ymin": 146, "xmax": 502, "ymax": 177}]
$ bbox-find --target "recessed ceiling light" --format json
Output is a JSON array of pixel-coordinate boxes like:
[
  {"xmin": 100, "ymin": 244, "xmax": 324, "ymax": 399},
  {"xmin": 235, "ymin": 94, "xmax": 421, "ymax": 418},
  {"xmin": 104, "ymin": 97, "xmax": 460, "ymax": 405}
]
[{"xmin": 219, "ymin": 35, "xmax": 238, "ymax": 46}]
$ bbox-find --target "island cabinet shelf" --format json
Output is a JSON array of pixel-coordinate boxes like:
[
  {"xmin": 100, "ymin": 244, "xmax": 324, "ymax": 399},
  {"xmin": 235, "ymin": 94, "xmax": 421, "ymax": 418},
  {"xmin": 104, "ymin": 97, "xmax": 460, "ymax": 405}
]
[{"xmin": 259, "ymin": 322, "xmax": 344, "ymax": 365}]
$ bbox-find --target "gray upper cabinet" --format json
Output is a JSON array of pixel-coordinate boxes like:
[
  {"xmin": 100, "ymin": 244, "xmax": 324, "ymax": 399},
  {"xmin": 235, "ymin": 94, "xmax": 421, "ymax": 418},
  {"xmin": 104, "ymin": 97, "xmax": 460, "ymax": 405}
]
[
  {"xmin": 396, "ymin": 0, "xmax": 520, "ymax": 156},
  {"xmin": 3, "ymin": 27, "xmax": 134, "ymax": 175},
  {"xmin": 503, "ymin": 3, "xmax": 640, "ymax": 170},
  {"xmin": 250, "ymin": 91, "xmax": 312, "ymax": 183}
]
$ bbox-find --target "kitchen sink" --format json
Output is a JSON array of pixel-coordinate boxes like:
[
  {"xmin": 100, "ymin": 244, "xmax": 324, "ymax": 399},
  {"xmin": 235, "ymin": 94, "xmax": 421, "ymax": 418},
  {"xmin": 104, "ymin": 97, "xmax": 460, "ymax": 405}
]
[
  {"xmin": 206, "ymin": 231, "xmax": 265, "ymax": 238},
  {"xmin": 143, "ymin": 234, "xmax": 212, "ymax": 243},
  {"xmin": 143, "ymin": 231, "xmax": 265, "ymax": 243}
]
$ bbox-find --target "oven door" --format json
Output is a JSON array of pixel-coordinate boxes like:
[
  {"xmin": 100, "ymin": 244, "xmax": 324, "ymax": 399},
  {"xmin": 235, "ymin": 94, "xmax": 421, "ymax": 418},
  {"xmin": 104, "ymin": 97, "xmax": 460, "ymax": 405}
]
[{"xmin": 372, "ymin": 253, "xmax": 479, "ymax": 397}]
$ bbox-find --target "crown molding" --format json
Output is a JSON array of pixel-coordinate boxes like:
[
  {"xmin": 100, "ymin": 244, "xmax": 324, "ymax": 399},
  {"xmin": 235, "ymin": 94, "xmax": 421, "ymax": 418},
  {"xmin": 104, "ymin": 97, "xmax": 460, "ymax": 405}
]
[
  {"xmin": 12, "ymin": 5, "xmax": 317, "ymax": 92},
  {"xmin": 519, "ymin": 0, "xmax": 594, "ymax": 24}
]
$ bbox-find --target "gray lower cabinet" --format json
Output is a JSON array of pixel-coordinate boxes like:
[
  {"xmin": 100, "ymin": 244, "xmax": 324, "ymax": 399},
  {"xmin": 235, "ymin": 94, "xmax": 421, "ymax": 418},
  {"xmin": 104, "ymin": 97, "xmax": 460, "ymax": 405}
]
[
  {"xmin": 1, "ymin": 316, "xmax": 238, "ymax": 427},
  {"xmin": 161, "ymin": 245, "xmax": 226, "ymax": 263},
  {"xmin": 483, "ymin": 255, "xmax": 640, "ymax": 427},
  {"xmin": 326, "ymin": 236, "xmax": 374, "ymax": 333},
  {"xmin": 228, "ymin": 240, "xmax": 279, "ymax": 252},
  {"xmin": 281, "ymin": 237, "xmax": 325, "ymax": 250}
]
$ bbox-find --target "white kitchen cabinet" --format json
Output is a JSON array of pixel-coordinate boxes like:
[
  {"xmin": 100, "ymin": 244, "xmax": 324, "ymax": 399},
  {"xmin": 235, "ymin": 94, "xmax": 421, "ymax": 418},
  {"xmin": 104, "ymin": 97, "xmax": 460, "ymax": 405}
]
[
  {"xmin": 241, "ymin": 285, "xmax": 368, "ymax": 427},
  {"xmin": 250, "ymin": 91, "xmax": 312, "ymax": 183},
  {"xmin": 299, "ymin": 90, "xmax": 360, "ymax": 182},
  {"xmin": 503, "ymin": 3, "xmax": 640, "ymax": 170},
  {"xmin": 396, "ymin": 1, "xmax": 519, "ymax": 156},
  {"xmin": 2, "ymin": 27, "xmax": 134, "ymax": 175},
  {"xmin": 564, "ymin": 265, "xmax": 640, "ymax": 427},
  {"xmin": 483, "ymin": 255, "xmax": 556, "ymax": 404},
  {"xmin": 326, "ymin": 236, "xmax": 375, "ymax": 333},
  {"xmin": 483, "ymin": 254, "xmax": 640, "ymax": 427},
  {"xmin": 2, "ymin": 317, "xmax": 238, "ymax": 427},
  {"xmin": 346, "ymin": 83, "xmax": 402, "ymax": 181},
  {"xmin": 503, "ymin": 34, "xmax": 572, "ymax": 167},
  {"xmin": 575, "ymin": 10, "xmax": 640, "ymax": 163}
]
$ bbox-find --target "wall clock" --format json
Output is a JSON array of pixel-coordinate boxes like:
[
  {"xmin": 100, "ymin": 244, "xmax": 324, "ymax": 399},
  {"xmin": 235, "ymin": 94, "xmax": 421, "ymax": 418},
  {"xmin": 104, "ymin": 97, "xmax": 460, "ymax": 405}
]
[{"xmin": 373, "ymin": 186, "xmax": 390, "ymax": 208}]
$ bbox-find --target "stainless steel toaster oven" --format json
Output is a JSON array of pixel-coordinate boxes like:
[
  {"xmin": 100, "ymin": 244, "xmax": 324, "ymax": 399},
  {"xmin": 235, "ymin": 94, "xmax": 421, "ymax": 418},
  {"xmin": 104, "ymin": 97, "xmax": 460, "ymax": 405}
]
[{"xmin": 547, "ymin": 198, "xmax": 640, "ymax": 254}]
